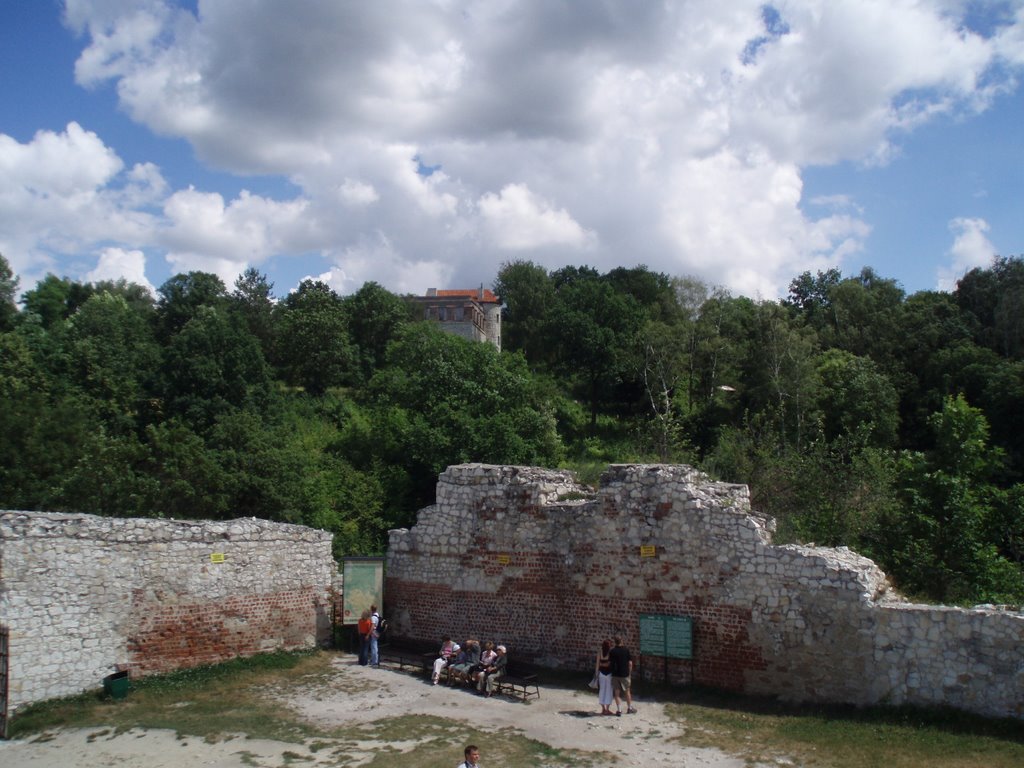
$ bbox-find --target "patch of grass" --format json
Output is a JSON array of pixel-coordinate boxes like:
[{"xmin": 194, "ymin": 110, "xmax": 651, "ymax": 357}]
[
  {"xmin": 9, "ymin": 650, "xmax": 330, "ymax": 743},
  {"xmin": 348, "ymin": 715, "xmax": 610, "ymax": 768},
  {"xmin": 663, "ymin": 686, "xmax": 1024, "ymax": 768}
]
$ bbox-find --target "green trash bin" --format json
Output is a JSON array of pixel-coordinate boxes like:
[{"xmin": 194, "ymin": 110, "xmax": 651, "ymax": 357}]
[{"xmin": 103, "ymin": 670, "xmax": 129, "ymax": 700}]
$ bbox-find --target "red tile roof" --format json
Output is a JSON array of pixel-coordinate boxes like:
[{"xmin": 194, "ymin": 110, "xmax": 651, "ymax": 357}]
[{"xmin": 433, "ymin": 288, "xmax": 500, "ymax": 303}]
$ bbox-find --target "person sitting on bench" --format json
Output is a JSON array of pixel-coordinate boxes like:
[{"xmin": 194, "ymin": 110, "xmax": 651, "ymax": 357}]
[
  {"xmin": 471, "ymin": 640, "xmax": 497, "ymax": 683},
  {"xmin": 432, "ymin": 636, "xmax": 460, "ymax": 685},
  {"xmin": 448, "ymin": 639, "xmax": 480, "ymax": 682},
  {"xmin": 477, "ymin": 644, "xmax": 507, "ymax": 697}
]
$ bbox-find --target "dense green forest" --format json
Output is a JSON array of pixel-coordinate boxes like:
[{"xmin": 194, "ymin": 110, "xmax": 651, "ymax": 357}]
[{"xmin": 1, "ymin": 253, "xmax": 1022, "ymax": 606}]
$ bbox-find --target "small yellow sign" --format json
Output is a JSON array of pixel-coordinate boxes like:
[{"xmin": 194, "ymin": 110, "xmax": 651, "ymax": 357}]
[
  {"xmin": 497, "ymin": 554, "xmax": 511, "ymax": 565},
  {"xmin": 210, "ymin": 552, "xmax": 225, "ymax": 563},
  {"xmin": 640, "ymin": 545, "xmax": 656, "ymax": 558}
]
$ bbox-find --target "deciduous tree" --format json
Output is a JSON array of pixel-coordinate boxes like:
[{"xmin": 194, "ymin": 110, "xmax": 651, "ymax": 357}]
[
  {"xmin": 274, "ymin": 280, "xmax": 355, "ymax": 395},
  {"xmin": 342, "ymin": 281, "xmax": 411, "ymax": 383},
  {"xmin": 493, "ymin": 259, "xmax": 556, "ymax": 365},
  {"xmin": 155, "ymin": 271, "xmax": 228, "ymax": 341},
  {"xmin": 0, "ymin": 253, "xmax": 19, "ymax": 331}
]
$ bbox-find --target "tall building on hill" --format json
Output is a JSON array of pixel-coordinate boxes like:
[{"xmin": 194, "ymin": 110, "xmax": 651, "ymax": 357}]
[{"xmin": 410, "ymin": 287, "xmax": 502, "ymax": 351}]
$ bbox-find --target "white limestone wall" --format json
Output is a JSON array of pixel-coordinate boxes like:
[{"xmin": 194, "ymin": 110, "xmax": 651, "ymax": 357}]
[{"xmin": 0, "ymin": 512, "xmax": 336, "ymax": 712}]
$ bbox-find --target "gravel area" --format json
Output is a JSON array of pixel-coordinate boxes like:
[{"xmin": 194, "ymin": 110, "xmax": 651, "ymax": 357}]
[{"xmin": 0, "ymin": 653, "xmax": 766, "ymax": 767}]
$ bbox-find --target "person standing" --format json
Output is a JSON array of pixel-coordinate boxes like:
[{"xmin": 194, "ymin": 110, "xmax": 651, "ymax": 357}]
[
  {"xmin": 456, "ymin": 744, "xmax": 481, "ymax": 768},
  {"xmin": 595, "ymin": 638, "xmax": 614, "ymax": 715},
  {"xmin": 356, "ymin": 610, "xmax": 373, "ymax": 666},
  {"xmin": 608, "ymin": 636, "xmax": 636, "ymax": 715},
  {"xmin": 369, "ymin": 604, "xmax": 381, "ymax": 667}
]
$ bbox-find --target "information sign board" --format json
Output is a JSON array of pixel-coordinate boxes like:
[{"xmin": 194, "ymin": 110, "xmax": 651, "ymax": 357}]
[
  {"xmin": 638, "ymin": 614, "xmax": 693, "ymax": 659},
  {"xmin": 341, "ymin": 558, "xmax": 384, "ymax": 625}
]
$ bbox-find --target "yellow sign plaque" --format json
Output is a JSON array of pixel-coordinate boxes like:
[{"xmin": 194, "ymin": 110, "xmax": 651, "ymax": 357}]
[
  {"xmin": 497, "ymin": 554, "xmax": 511, "ymax": 565},
  {"xmin": 640, "ymin": 545, "xmax": 656, "ymax": 558},
  {"xmin": 210, "ymin": 552, "xmax": 225, "ymax": 563}
]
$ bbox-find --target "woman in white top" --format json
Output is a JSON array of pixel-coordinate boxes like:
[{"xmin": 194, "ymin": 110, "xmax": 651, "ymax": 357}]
[{"xmin": 432, "ymin": 636, "xmax": 459, "ymax": 684}]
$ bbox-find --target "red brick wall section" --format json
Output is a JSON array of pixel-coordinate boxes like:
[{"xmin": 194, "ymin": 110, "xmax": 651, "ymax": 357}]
[
  {"xmin": 385, "ymin": 576, "xmax": 766, "ymax": 691},
  {"xmin": 127, "ymin": 588, "xmax": 323, "ymax": 676}
]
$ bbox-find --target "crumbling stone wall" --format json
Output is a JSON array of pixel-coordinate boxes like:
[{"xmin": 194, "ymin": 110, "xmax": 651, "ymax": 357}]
[
  {"xmin": 386, "ymin": 464, "xmax": 1024, "ymax": 720},
  {"xmin": 0, "ymin": 512, "xmax": 336, "ymax": 712}
]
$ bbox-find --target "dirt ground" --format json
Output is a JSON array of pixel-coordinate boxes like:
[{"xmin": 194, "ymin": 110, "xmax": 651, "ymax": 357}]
[{"xmin": 0, "ymin": 653, "xmax": 771, "ymax": 767}]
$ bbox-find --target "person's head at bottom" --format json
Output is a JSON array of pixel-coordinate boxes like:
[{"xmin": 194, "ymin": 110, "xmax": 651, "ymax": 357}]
[{"xmin": 464, "ymin": 744, "xmax": 480, "ymax": 765}]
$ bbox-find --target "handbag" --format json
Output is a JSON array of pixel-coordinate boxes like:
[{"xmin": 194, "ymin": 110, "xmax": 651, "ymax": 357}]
[{"xmin": 588, "ymin": 673, "xmax": 599, "ymax": 690}]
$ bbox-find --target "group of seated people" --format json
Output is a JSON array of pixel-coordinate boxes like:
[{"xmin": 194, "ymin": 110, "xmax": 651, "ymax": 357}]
[{"xmin": 431, "ymin": 637, "xmax": 508, "ymax": 697}]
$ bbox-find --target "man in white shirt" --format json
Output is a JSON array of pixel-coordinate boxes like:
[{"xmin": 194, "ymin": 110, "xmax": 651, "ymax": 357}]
[{"xmin": 456, "ymin": 744, "xmax": 481, "ymax": 768}]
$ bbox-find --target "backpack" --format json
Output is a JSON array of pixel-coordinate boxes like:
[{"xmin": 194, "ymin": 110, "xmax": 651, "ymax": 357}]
[{"xmin": 375, "ymin": 615, "xmax": 388, "ymax": 639}]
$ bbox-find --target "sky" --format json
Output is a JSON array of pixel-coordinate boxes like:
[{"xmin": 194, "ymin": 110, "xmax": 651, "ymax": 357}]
[{"xmin": 1, "ymin": 0, "xmax": 1022, "ymax": 302}]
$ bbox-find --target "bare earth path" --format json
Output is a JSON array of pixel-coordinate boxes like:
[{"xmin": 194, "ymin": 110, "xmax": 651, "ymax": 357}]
[{"xmin": 0, "ymin": 654, "xmax": 770, "ymax": 767}]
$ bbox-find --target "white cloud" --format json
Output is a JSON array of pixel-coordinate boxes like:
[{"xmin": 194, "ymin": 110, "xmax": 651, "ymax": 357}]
[
  {"xmin": 478, "ymin": 184, "xmax": 596, "ymax": 251},
  {"xmin": 298, "ymin": 267, "xmax": 349, "ymax": 296},
  {"xmin": 85, "ymin": 247, "xmax": 155, "ymax": 293},
  {"xmin": 936, "ymin": 217, "xmax": 998, "ymax": 292},
  {"xmin": 0, "ymin": 122, "xmax": 122, "ymax": 197},
  {"xmin": 0, "ymin": 123, "xmax": 158, "ymax": 286},
  {"xmin": 383, "ymin": 145, "xmax": 458, "ymax": 218},
  {"xmin": 659, "ymin": 150, "xmax": 868, "ymax": 297},
  {"xmin": 726, "ymin": 2, "xmax": 1000, "ymax": 166},
  {"xmin": 0, "ymin": 0, "xmax": 1017, "ymax": 300},
  {"xmin": 160, "ymin": 187, "xmax": 311, "ymax": 285},
  {"xmin": 70, "ymin": 1, "xmax": 216, "ymax": 142},
  {"xmin": 994, "ymin": 3, "xmax": 1024, "ymax": 67},
  {"xmin": 320, "ymin": 232, "xmax": 453, "ymax": 296},
  {"xmin": 338, "ymin": 179, "xmax": 379, "ymax": 207},
  {"xmin": 115, "ymin": 162, "xmax": 169, "ymax": 207}
]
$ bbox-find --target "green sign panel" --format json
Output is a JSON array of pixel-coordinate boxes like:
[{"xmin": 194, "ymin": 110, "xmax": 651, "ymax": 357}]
[
  {"xmin": 639, "ymin": 614, "xmax": 694, "ymax": 659},
  {"xmin": 341, "ymin": 558, "xmax": 384, "ymax": 625}
]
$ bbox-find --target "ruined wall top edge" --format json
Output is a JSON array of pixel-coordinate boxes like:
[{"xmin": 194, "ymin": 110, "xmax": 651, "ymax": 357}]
[
  {"xmin": 444, "ymin": 462, "xmax": 711, "ymax": 485},
  {"xmin": 436, "ymin": 463, "xmax": 756, "ymax": 516},
  {"xmin": 441, "ymin": 463, "xmax": 582, "ymax": 486},
  {"xmin": 0, "ymin": 510, "xmax": 332, "ymax": 544},
  {"xmin": 441, "ymin": 463, "xmax": 735, "ymax": 496}
]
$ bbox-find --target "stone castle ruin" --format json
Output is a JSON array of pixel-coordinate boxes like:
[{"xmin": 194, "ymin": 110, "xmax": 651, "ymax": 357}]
[
  {"xmin": 386, "ymin": 464, "xmax": 1023, "ymax": 720},
  {"xmin": 1, "ymin": 463, "xmax": 1021, "ymax": 724}
]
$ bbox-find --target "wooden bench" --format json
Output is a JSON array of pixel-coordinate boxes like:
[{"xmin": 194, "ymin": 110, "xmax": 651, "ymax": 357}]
[
  {"xmin": 492, "ymin": 664, "xmax": 540, "ymax": 701},
  {"xmin": 441, "ymin": 663, "xmax": 473, "ymax": 686},
  {"xmin": 378, "ymin": 647, "xmax": 432, "ymax": 675},
  {"xmin": 378, "ymin": 643, "xmax": 541, "ymax": 701},
  {"xmin": 494, "ymin": 672, "xmax": 540, "ymax": 701}
]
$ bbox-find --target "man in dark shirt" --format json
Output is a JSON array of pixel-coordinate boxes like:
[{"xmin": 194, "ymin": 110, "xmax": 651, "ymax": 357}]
[{"xmin": 608, "ymin": 636, "xmax": 636, "ymax": 715}]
